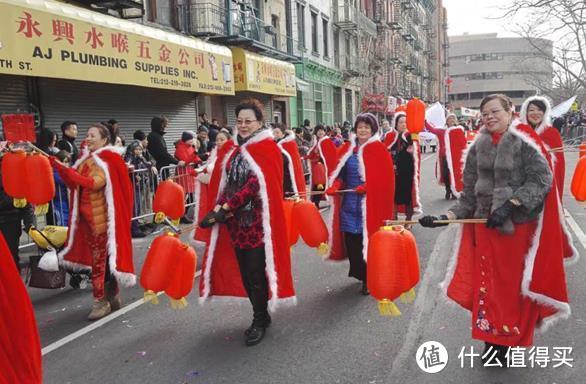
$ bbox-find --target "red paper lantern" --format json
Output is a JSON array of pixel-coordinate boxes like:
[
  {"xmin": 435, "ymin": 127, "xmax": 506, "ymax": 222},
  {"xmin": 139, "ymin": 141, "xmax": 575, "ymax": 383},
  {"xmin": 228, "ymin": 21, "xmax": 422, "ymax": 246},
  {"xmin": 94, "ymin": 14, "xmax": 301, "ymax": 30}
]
[
  {"xmin": 283, "ymin": 199, "xmax": 300, "ymax": 246},
  {"xmin": 165, "ymin": 242, "xmax": 197, "ymax": 309},
  {"xmin": 24, "ymin": 153, "xmax": 55, "ymax": 215},
  {"xmin": 1, "ymin": 150, "xmax": 28, "ymax": 207},
  {"xmin": 401, "ymin": 229, "xmax": 420, "ymax": 302},
  {"xmin": 579, "ymin": 142, "xmax": 586, "ymax": 158},
  {"xmin": 406, "ymin": 98, "xmax": 426, "ymax": 134},
  {"xmin": 367, "ymin": 226, "xmax": 410, "ymax": 316},
  {"xmin": 571, "ymin": 156, "xmax": 586, "ymax": 201},
  {"xmin": 140, "ymin": 232, "xmax": 181, "ymax": 304},
  {"xmin": 292, "ymin": 200, "xmax": 328, "ymax": 252},
  {"xmin": 152, "ymin": 180, "xmax": 185, "ymax": 223},
  {"xmin": 395, "ymin": 105, "xmax": 407, "ymax": 113}
]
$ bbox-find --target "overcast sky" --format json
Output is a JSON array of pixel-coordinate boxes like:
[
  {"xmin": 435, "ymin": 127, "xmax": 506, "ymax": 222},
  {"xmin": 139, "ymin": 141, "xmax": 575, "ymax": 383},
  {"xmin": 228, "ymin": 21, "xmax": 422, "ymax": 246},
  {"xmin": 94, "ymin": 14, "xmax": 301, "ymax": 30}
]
[{"xmin": 442, "ymin": 0, "xmax": 520, "ymax": 38}]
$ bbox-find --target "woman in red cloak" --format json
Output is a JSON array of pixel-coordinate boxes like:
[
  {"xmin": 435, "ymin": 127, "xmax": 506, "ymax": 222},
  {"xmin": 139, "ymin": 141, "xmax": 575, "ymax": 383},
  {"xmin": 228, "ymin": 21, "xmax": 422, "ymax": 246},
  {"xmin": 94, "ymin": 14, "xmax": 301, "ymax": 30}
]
[
  {"xmin": 199, "ymin": 99, "xmax": 295, "ymax": 347},
  {"xmin": 325, "ymin": 113, "xmax": 395, "ymax": 295},
  {"xmin": 519, "ymin": 95, "xmax": 578, "ymax": 264},
  {"xmin": 420, "ymin": 94, "xmax": 570, "ymax": 365},
  {"xmin": 51, "ymin": 123, "xmax": 135, "ymax": 321},
  {"xmin": 307, "ymin": 125, "xmax": 337, "ymax": 207}
]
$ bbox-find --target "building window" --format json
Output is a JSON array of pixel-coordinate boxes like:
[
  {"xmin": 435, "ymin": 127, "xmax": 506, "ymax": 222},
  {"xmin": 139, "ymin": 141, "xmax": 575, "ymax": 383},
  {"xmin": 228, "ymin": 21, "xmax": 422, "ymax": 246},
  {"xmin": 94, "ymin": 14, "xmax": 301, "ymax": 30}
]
[
  {"xmin": 297, "ymin": 2, "xmax": 305, "ymax": 50},
  {"xmin": 322, "ymin": 18, "xmax": 329, "ymax": 58},
  {"xmin": 271, "ymin": 14, "xmax": 280, "ymax": 50},
  {"xmin": 334, "ymin": 29, "xmax": 340, "ymax": 67},
  {"xmin": 311, "ymin": 11, "xmax": 319, "ymax": 55}
]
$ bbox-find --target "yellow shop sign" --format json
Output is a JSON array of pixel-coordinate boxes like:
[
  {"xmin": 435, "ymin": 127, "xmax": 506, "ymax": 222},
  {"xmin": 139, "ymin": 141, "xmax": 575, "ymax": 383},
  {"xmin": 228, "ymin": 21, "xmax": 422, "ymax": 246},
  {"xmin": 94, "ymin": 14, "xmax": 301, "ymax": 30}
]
[
  {"xmin": 0, "ymin": 0, "xmax": 235, "ymax": 95},
  {"xmin": 232, "ymin": 48, "xmax": 296, "ymax": 97}
]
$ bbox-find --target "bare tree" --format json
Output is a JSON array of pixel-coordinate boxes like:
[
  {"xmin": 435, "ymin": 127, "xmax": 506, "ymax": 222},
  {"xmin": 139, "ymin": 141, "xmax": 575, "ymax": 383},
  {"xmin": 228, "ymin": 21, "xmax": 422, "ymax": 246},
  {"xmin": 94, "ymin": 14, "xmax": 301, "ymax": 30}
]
[{"xmin": 500, "ymin": 0, "xmax": 586, "ymax": 100}]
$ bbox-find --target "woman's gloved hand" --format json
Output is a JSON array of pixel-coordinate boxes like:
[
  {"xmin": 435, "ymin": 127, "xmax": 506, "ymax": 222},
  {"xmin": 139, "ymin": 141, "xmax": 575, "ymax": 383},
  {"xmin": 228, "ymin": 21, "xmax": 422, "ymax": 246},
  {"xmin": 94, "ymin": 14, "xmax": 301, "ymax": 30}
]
[
  {"xmin": 354, "ymin": 184, "xmax": 367, "ymax": 195},
  {"xmin": 486, "ymin": 201, "xmax": 515, "ymax": 228},
  {"xmin": 419, "ymin": 214, "xmax": 449, "ymax": 228}
]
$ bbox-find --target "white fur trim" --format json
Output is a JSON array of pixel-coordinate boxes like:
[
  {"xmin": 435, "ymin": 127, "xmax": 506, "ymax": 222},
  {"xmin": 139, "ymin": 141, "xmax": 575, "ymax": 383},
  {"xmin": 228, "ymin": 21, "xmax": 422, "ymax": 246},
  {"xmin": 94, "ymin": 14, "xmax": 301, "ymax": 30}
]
[
  {"xmin": 557, "ymin": 191, "xmax": 579, "ymax": 266},
  {"xmin": 439, "ymin": 224, "xmax": 464, "ymax": 295},
  {"xmin": 191, "ymin": 179, "xmax": 202, "ymax": 240},
  {"xmin": 278, "ymin": 142, "xmax": 299, "ymax": 195},
  {"xmin": 520, "ymin": 95, "xmax": 552, "ymax": 135},
  {"xmin": 280, "ymin": 132, "xmax": 296, "ymax": 144},
  {"xmin": 444, "ymin": 126, "xmax": 466, "ymax": 198},
  {"xmin": 357, "ymin": 133, "xmax": 381, "ymax": 261},
  {"xmin": 239, "ymin": 143, "xmax": 292, "ymax": 311},
  {"xmin": 521, "ymin": 208, "xmax": 571, "ymax": 332},
  {"xmin": 411, "ymin": 137, "xmax": 423, "ymax": 215},
  {"xmin": 199, "ymin": 146, "xmax": 235, "ymax": 300}
]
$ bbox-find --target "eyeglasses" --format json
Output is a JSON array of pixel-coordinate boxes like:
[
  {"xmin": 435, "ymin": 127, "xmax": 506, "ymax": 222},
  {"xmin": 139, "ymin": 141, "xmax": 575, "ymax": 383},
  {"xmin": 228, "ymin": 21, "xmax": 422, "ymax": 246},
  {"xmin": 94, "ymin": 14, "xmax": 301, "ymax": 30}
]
[
  {"xmin": 236, "ymin": 119, "xmax": 258, "ymax": 126},
  {"xmin": 481, "ymin": 109, "xmax": 505, "ymax": 119}
]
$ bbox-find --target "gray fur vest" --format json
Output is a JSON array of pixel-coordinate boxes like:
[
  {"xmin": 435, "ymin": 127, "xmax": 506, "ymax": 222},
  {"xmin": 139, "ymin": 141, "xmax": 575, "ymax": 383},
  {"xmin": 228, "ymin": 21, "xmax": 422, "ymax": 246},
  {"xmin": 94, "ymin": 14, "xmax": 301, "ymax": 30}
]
[{"xmin": 449, "ymin": 126, "xmax": 553, "ymax": 234}]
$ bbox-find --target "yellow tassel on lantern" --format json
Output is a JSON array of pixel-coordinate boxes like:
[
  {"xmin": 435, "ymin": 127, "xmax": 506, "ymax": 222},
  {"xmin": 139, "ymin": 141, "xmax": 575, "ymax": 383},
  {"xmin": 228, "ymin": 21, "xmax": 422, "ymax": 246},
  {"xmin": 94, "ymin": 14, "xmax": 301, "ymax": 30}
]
[
  {"xmin": 34, "ymin": 204, "xmax": 49, "ymax": 215},
  {"xmin": 154, "ymin": 212, "xmax": 165, "ymax": 224},
  {"xmin": 169, "ymin": 297, "xmax": 188, "ymax": 309},
  {"xmin": 378, "ymin": 299, "xmax": 401, "ymax": 317},
  {"xmin": 400, "ymin": 288, "xmax": 416, "ymax": 304},
  {"xmin": 13, "ymin": 198, "xmax": 27, "ymax": 208},
  {"xmin": 143, "ymin": 290, "xmax": 160, "ymax": 305},
  {"xmin": 317, "ymin": 242, "xmax": 329, "ymax": 256}
]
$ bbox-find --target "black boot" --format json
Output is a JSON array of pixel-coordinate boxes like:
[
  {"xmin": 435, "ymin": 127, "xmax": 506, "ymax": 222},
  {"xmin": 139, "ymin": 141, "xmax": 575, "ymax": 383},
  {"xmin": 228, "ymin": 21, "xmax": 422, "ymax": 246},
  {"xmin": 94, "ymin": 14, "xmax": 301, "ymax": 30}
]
[{"xmin": 361, "ymin": 281, "xmax": 369, "ymax": 295}]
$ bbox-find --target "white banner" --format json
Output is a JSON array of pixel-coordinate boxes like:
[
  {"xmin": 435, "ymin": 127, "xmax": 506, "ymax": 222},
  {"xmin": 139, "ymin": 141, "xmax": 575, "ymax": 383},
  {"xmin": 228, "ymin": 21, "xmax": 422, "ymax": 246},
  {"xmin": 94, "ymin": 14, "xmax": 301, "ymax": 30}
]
[
  {"xmin": 425, "ymin": 102, "xmax": 446, "ymax": 128},
  {"xmin": 461, "ymin": 107, "xmax": 480, "ymax": 117},
  {"xmin": 551, "ymin": 96, "xmax": 577, "ymax": 118}
]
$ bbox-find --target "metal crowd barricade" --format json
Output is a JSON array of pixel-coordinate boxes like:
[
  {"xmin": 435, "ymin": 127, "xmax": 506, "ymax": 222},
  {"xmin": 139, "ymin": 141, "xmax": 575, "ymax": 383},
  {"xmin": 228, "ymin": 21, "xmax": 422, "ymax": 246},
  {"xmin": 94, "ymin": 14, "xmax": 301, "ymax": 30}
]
[
  {"xmin": 18, "ymin": 162, "xmax": 205, "ymax": 251},
  {"xmin": 129, "ymin": 167, "xmax": 158, "ymax": 225}
]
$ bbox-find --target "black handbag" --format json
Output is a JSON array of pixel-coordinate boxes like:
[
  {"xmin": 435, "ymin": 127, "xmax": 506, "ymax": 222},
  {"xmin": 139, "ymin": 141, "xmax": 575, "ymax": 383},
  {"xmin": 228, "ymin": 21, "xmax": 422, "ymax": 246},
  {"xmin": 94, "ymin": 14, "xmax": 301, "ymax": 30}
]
[{"xmin": 28, "ymin": 254, "xmax": 66, "ymax": 289}]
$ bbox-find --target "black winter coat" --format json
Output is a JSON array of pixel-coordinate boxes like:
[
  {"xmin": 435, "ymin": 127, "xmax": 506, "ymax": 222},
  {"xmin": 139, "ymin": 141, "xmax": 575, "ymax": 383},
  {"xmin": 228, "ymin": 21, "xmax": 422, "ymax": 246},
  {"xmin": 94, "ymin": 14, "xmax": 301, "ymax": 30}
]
[{"xmin": 147, "ymin": 130, "xmax": 178, "ymax": 170}]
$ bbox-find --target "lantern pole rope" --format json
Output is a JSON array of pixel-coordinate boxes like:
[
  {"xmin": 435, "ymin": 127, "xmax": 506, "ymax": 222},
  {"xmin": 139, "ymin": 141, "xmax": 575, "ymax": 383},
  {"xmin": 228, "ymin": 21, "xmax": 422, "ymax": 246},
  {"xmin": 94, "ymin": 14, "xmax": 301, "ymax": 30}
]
[{"xmin": 385, "ymin": 218, "xmax": 488, "ymax": 226}]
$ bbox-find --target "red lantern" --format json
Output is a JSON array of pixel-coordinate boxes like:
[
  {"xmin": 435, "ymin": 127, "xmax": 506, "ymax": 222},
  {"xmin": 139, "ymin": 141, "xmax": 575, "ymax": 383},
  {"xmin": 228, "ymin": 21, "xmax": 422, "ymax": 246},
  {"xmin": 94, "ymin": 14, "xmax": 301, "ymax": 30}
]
[
  {"xmin": 395, "ymin": 105, "xmax": 407, "ymax": 113},
  {"xmin": 1, "ymin": 150, "xmax": 28, "ymax": 207},
  {"xmin": 152, "ymin": 180, "xmax": 185, "ymax": 224},
  {"xmin": 165, "ymin": 242, "xmax": 197, "ymax": 309},
  {"xmin": 283, "ymin": 199, "xmax": 299, "ymax": 246},
  {"xmin": 571, "ymin": 156, "xmax": 586, "ymax": 201},
  {"xmin": 367, "ymin": 226, "xmax": 410, "ymax": 316},
  {"xmin": 580, "ymin": 142, "xmax": 586, "ymax": 158},
  {"xmin": 24, "ymin": 153, "xmax": 55, "ymax": 215},
  {"xmin": 400, "ymin": 229, "xmax": 420, "ymax": 303},
  {"xmin": 140, "ymin": 232, "xmax": 181, "ymax": 304},
  {"xmin": 406, "ymin": 98, "xmax": 426, "ymax": 135},
  {"xmin": 292, "ymin": 200, "xmax": 328, "ymax": 253}
]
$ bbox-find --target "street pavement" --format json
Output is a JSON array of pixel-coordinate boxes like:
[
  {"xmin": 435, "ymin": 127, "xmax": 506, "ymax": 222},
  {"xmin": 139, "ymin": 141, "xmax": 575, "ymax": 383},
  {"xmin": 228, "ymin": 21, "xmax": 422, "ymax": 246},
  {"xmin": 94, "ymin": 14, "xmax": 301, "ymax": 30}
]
[{"xmin": 33, "ymin": 149, "xmax": 585, "ymax": 384}]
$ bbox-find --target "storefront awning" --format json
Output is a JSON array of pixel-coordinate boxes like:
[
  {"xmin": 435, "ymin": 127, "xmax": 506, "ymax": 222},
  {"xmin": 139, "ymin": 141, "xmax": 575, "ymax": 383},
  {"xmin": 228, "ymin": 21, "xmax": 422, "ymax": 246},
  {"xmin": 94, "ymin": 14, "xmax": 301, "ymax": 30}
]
[
  {"xmin": 232, "ymin": 48, "xmax": 296, "ymax": 97},
  {"xmin": 0, "ymin": 0, "xmax": 235, "ymax": 95},
  {"xmin": 295, "ymin": 77, "xmax": 311, "ymax": 93}
]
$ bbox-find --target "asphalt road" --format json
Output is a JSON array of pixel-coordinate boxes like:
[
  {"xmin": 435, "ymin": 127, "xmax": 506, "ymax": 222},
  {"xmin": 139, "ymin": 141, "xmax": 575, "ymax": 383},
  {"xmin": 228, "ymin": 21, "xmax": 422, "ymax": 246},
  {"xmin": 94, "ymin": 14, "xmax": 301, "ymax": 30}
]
[{"xmin": 33, "ymin": 149, "xmax": 585, "ymax": 384}]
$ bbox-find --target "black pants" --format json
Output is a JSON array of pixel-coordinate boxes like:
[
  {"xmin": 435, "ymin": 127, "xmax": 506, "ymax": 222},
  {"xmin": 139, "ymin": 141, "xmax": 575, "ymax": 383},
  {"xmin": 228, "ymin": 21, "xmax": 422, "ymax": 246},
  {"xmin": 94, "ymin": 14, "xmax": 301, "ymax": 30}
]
[
  {"xmin": 344, "ymin": 232, "xmax": 366, "ymax": 282},
  {"xmin": 442, "ymin": 157, "xmax": 451, "ymax": 195},
  {"xmin": 0, "ymin": 220, "xmax": 22, "ymax": 271},
  {"xmin": 235, "ymin": 247, "xmax": 271, "ymax": 327}
]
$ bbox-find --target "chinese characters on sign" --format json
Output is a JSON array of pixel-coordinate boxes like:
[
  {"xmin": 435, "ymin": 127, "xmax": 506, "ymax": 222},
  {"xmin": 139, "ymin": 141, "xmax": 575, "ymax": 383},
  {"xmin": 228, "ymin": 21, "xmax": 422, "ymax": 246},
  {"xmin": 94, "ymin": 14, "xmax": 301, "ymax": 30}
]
[
  {"xmin": 458, "ymin": 346, "xmax": 574, "ymax": 369},
  {"xmin": 1, "ymin": 2, "xmax": 234, "ymax": 95}
]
